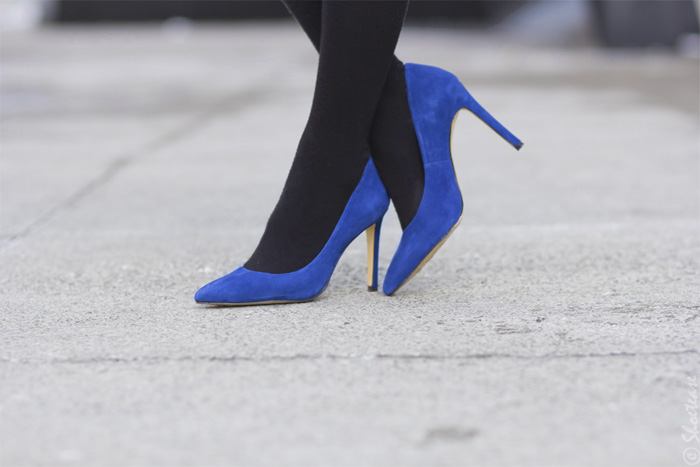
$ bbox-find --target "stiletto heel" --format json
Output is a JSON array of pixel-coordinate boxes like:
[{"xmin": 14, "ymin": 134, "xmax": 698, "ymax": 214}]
[
  {"xmin": 383, "ymin": 63, "xmax": 523, "ymax": 295},
  {"xmin": 458, "ymin": 89, "xmax": 523, "ymax": 150},
  {"xmin": 365, "ymin": 218, "xmax": 382, "ymax": 291},
  {"xmin": 195, "ymin": 159, "xmax": 389, "ymax": 305}
]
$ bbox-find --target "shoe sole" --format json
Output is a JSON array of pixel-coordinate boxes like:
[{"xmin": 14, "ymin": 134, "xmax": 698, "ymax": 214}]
[
  {"xmin": 196, "ymin": 297, "xmax": 316, "ymax": 307},
  {"xmin": 196, "ymin": 284, "xmax": 329, "ymax": 307}
]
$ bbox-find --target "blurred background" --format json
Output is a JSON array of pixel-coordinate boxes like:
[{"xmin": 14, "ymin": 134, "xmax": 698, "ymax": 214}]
[{"xmin": 1, "ymin": 0, "xmax": 699, "ymax": 50}]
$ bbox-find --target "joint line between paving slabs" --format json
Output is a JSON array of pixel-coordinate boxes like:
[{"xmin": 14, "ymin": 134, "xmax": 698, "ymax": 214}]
[
  {"xmin": 0, "ymin": 88, "xmax": 270, "ymax": 253},
  {"xmin": 1, "ymin": 349, "xmax": 696, "ymax": 366}
]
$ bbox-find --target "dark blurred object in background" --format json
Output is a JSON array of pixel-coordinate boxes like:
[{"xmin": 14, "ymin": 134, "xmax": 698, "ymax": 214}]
[
  {"xmin": 55, "ymin": 0, "xmax": 290, "ymax": 22},
  {"xmin": 53, "ymin": 0, "xmax": 524, "ymax": 24},
  {"xmin": 55, "ymin": 0, "xmax": 527, "ymax": 22},
  {"xmin": 52, "ymin": 0, "xmax": 700, "ymax": 49},
  {"xmin": 592, "ymin": 0, "xmax": 699, "ymax": 47}
]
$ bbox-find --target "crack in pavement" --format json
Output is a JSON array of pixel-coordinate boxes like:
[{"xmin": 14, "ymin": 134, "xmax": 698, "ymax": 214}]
[
  {"xmin": 1, "ymin": 349, "xmax": 696, "ymax": 365},
  {"xmin": 0, "ymin": 87, "xmax": 270, "ymax": 253}
]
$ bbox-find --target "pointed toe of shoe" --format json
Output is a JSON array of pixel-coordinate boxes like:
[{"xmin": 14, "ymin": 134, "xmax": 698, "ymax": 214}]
[
  {"xmin": 194, "ymin": 286, "xmax": 207, "ymax": 303},
  {"xmin": 382, "ymin": 271, "xmax": 401, "ymax": 296},
  {"xmin": 194, "ymin": 287, "xmax": 213, "ymax": 303},
  {"xmin": 194, "ymin": 268, "xmax": 254, "ymax": 305},
  {"xmin": 194, "ymin": 276, "xmax": 229, "ymax": 304}
]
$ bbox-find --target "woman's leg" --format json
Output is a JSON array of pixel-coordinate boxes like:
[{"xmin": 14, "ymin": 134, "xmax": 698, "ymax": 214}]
[
  {"xmin": 281, "ymin": 0, "xmax": 424, "ymax": 231},
  {"xmin": 245, "ymin": 0, "xmax": 409, "ymax": 273}
]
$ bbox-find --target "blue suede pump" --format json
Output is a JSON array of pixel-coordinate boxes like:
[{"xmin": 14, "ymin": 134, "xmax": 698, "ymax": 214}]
[
  {"xmin": 195, "ymin": 159, "xmax": 389, "ymax": 305},
  {"xmin": 383, "ymin": 63, "xmax": 523, "ymax": 295}
]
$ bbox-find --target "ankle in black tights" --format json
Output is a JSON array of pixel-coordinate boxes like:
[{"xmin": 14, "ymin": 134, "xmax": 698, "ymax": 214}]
[
  {"xmin": 281, "ymin": 0, "xmax": 425, "ymax": 231},
  {"xmin": 245, "ymin": 1, "xmax": 415, "ymax": 274}
]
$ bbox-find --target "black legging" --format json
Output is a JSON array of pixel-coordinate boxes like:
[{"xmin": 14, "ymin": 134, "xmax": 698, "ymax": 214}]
[{"xmin": 246, "ymin": 0, "xmax": 423, "ymax": 274}]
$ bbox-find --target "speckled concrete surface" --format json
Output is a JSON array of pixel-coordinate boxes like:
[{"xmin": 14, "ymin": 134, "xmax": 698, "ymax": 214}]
[{"xmin": 1, "ymin": 24, "xmax": 698, "ymax": 466}]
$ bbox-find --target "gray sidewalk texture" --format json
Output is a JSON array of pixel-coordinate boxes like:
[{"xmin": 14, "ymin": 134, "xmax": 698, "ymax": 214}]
[{"xmin": 1, "ymin": 23, "xmax": 699, "ymax": 466}]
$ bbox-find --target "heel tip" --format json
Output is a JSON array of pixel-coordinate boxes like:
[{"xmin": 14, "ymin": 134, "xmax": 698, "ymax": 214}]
[
  {"xmin": 368, "ymin": 286, "xmax": 378, "ymax": 292},
  {"xmin": 516, "ymin": 142, "xmax": 524, "ymax": 150}
]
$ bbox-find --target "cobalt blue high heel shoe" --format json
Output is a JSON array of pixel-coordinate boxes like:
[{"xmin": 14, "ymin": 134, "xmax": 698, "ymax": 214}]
[
  {"xmin": 383, "ymin": 63, "xmax": 523, "ymax": 295},
  {"xmin": 195, "ymin": 159, "xmax": 389, "ymax": 306}
]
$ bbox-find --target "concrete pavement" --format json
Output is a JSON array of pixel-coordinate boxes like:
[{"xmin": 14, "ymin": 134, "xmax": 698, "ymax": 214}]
[{"xmin": 1, "ymin": 24, "xmax": 699, "ymax": 466}]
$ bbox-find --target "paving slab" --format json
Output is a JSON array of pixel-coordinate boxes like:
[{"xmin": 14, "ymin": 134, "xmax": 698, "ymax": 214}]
[{"xmin": 1, "ymin": 24, "xmax": 698, "ymax": 466}]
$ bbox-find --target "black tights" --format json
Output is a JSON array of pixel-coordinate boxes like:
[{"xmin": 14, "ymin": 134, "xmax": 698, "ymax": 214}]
[{"xmin": 245, "ymin": 0, "xmax": 423, "ymax": 274}]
